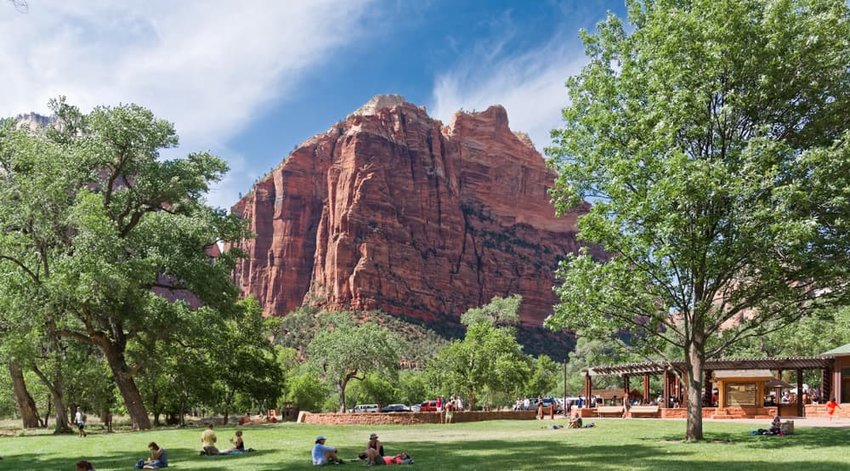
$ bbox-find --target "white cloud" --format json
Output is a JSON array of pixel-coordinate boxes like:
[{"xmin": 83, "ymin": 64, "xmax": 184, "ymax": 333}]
[
  {"xmin": 430, "ymin": 26, "xmax": 587, "ymax": 152},
  {"xmin": 0, "ymin": 0, "xmax": 374, "ymax": 207}
]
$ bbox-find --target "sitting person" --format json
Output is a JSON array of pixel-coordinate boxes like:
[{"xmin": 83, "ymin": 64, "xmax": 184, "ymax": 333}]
[
  {"xmin": 769, "ymin": 415, "xmax": 782, "ymax": 435},
  {"xmin": 135, "ymin": 442, "xmax": 168, "ymax": 469},
  {"xmin": 312, "ymin": 435, "xmax": 343, "ymax": 465},
  {"xmin": 200, "ymin": 423, "xmax": 220, "ymax": 456},
  {"xmin": 220, "ymin": 430, "xmax": 253, "ymax": 455},
  {"xmin": 364, "ymin": 433, "xmax": 385, "ymax": 465},
  {"xmin": 568, "ymin": 411, "xmax": 583, "ymax": 429},
  {"xmin": 75, "ymin": 460, "xmax": 95, "ymax": 471}
]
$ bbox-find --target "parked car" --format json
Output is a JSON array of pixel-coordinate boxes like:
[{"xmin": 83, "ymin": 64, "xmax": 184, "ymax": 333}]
[
  {"xmin": 381, "ymin": 403, "xmax": 411, "ymax": 413},
  {"xmin": 353, "ymin": 404, "xmax": 380, "ymax": 413},
  {"xmin": 419, "ymin": 400, "xmax": 438, "ymax": 412},
  {"xmin": 410, "ymin": 404, "xmax": 421, "ymax": 412}
]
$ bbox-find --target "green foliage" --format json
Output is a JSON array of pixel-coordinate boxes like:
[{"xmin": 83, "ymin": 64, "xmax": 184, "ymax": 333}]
[
  {"xmin": 427, "ymin": 322, "xmax": 530, "ymax": 410},
  {"xmin": 278, "ymin": 308, "xmax": 446, "ymax": 365},
  {"xmin": 0, "ymin": 99, "xmax": 252, "ymax": 428},
  {"xmin": 306, "ymin": 312, "xmax": 402, "ymax": 412},
  {"xmin": 460, "ymin": 295, "xmax": 521, "ymax": 328},
  {"xmin": 546, "ymin": 0, "xmax": 850, "ymax": 440},
  {"xmin": 524, "ymin": 354, "xmax": 559, "ymax": 397},
  {"xmin": 728, "ymin": 307, "xmax": 850, "ymax": 358},
  {"xmin": 286, "ymin": 371, "xmax": 328, "ymax": 412},
  {"xmin": 396, "ymin": 370, "xmax": 432, "ymax": 405}
]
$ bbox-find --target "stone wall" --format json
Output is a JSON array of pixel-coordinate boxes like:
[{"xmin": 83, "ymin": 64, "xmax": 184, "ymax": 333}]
[
  {"xmin": 805, "ymin": 403, "xmax": 850, "ymax": 418},
  {"xmin": 298, "ymin": 410, "xmax": 536, "ymax": 425}
]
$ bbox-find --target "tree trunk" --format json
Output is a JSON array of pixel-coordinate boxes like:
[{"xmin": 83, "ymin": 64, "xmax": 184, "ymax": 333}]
[
  {"xmin": 100, "ymin": 339, "xmax": 151, "ymax": 430},
  {"xmin": 8, "ymin": 361, "xmax": 41, "ymax": 428},
  {"xmin": 337, "ymin": 380, "xmax": 348, "ymax": 413},
  {"xmin": 31, "ymin": 364, "xmax": 72, "ymax": 434},
  {"xmin": 685, "ymin": 339, "xmax": 705, "ymax": 441},
  {"xmin": 43, "ymin": 395, "xmax": 51, "ymax": 429}
]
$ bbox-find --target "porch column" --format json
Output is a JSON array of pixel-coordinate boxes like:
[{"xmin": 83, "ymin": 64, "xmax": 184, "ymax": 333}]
[
  {"xmin": 796, "ymin": 369, "xmax": 804, "ymax": 417},
  {"xmin": 822, "ymin": 367, "xmax": 832, "ymax": 402},
  {"xmin": 663, "ymin": 370, "xmax": 671, "ymax": 408},
  {"xmin": 704, "ymin": 370, "xmax": 713, "ymax": 406},
  {"xmin": 623, "ymin": 375, "xmax": 630, "ymax": 406},
  {"xmin": 643, "ymin": 374, "xmax": 650, "ymax": 404},
  {"xmin": 584, "ymin": 372, "xmax": 593, "ymax": 407}
]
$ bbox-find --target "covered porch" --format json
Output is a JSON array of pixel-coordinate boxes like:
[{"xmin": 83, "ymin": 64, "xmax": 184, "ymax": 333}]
[{"xmin": 582, "ymin": 356, "xmax": 834, "ymax": 419}]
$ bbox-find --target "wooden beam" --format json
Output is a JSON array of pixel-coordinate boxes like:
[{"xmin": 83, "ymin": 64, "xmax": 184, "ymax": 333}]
[
  {"xmin": 796, "ymin": 369, "xmax": 804, "ymax": 417},
  {"xmin": 643, "ymin": 374, "xmax": 650, "ymax": 404}
]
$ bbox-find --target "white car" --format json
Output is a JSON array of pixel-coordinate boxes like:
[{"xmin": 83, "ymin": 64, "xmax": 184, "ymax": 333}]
[{"xmin": 353, "ymin": 404, "xmax": 379, "ymax": 413}]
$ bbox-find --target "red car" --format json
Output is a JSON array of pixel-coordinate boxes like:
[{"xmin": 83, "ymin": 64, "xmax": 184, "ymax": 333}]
[{"xmin": 420, "ymin": 400, "xmax": 438, "ymax": 412}]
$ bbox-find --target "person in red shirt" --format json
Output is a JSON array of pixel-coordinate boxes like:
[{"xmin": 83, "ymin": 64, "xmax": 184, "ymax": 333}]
[{"xmin": 826, "ymin": 397, "xmax": 842, "ymax": 422}]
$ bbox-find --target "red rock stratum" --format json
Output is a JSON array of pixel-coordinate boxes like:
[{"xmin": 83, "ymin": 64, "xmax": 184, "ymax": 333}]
[{"xmin": 231, "ymin": 95, "xmax": 597, "ymax": 330}]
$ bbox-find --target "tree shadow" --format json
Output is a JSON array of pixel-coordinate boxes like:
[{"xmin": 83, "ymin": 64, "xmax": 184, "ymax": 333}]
[{"xmin": 0, "ymin": 447, "xmax": 276, "ymax": 471}]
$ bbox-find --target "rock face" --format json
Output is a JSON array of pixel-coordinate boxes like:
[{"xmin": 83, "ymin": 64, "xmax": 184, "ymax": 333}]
[{"xmin": 231, "ymin": 96, "xmax": 598, "ymax": 331}]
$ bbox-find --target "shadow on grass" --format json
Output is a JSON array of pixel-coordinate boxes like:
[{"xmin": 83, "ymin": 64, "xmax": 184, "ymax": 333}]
[
  {"xmin": 264, "ymin": 437, "xmax": 850, "ymax": 471},
  {"xmin": 652, "ymin": 426, "xmax": 850, "ymax": 450},
  {"xmin": 0, "ymin": 448, "xmax": 276, "ymax": 471}
]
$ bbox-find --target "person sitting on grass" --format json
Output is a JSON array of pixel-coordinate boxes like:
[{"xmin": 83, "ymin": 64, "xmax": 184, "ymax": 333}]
[
  {"xmin": 769, "ymin": 415, "xmax": 782, "ymax": 435},
  {"xmin": 200, "ymin": 423, "xmax": 220, "ymax": 456},
  {"xmin": 568, "ymin": 411, "xmax": 583, "ymax": 429},
  {"xmin": 135, "ymin": 442, "xmax": 168, "ymax": 469},
  {"xmin": 312, "ymin": 435, "xmax": 344, "ymax": 465},
  {"xmin": 220, "ymin": 430, "xmax": 255, "ymax": 455},
  {"xmin": 75, "ymin": 460, "xmax": 95, "ymax": 471},
  {"xmin": 363, "ymin": 433, "xmax": 385, "ymax": 465}
]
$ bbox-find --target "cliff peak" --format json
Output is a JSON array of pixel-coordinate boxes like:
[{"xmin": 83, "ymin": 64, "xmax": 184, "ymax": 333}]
[{"xmin": 351, "ymin": 94, "xmax": 410, "ymax": 117}]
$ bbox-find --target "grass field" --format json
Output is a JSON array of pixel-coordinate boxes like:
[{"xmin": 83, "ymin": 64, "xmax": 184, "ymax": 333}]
[{"xmin": 1, "ymin": 419, "xmax": 849, "ymax": 470}]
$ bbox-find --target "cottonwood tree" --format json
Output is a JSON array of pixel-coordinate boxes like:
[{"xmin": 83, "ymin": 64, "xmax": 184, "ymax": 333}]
[
  {"xmin": 0, "ymin": 100, "xmax": 247, "ymax": 429},
  {"xmin": 546, "ymin": 0, "xmax": 850, "ymax": 441},
  {"xmin": 428, "ymin": 296, "xmax": 530, "ymax": 410},
  {"xmin": 307, "ymin": 313, "xmax": 401, "ymax": 412}
]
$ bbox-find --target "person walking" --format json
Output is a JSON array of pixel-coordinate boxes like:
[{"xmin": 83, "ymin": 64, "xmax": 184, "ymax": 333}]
[
  {"xmin": 826, "ymin": 397, "xmax": 842, "ymax": 422},
  {"xmin": 74, "ymin": 407, "xmax": 87, "ymax": 438}
]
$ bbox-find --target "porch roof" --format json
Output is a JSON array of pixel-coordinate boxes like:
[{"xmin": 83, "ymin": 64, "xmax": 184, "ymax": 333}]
[{"xmin": 587, "ymin": 356, "xmax": 832, "ymax": 377}]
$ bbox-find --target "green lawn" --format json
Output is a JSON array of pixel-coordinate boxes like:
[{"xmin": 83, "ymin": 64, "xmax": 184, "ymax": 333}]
[{"xmin": 1, "ymin": 419, "xmax": 849, "ymax": 470}]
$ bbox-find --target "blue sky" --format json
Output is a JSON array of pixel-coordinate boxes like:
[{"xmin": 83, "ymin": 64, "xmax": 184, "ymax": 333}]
[{"xmin": 1, "ymin": 0, "xmax": 626, "ymax": 208}]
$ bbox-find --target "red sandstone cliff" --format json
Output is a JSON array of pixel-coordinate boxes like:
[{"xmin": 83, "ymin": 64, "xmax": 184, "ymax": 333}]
[{"xmin": 231, "ymin": 95, "xmax": 597, "ymax": 328}]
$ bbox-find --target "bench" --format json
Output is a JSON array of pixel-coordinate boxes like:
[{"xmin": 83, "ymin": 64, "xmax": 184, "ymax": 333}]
[
  {"xmin": 628, "ymin": 405, "xmax": 660, "ymax": 418},
  {"xmin": 596, "ymin": 406, "xmax": 624, "ymax": 417}
]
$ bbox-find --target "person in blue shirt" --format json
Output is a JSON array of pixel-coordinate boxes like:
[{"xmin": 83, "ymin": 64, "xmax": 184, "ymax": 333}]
[{"xmin": 312, "ymin": 436, "xmax": 342, "ymax": 465}]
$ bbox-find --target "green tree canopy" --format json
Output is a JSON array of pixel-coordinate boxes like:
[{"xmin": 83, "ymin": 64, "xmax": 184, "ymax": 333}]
[
  {"xmin": 306, "ymin": 313, "xmax": 402, "ymax": 412},
  {"xmin": 427, "ymin": 322, "xmax": 530, "ymax": 410},
  {"xmin": 0, "ymin": 99, "xmax": 249, "ymax": 429},
  {"xmin": 546, "ymin": 0, "xmax": 850, "ymax": 441}
]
